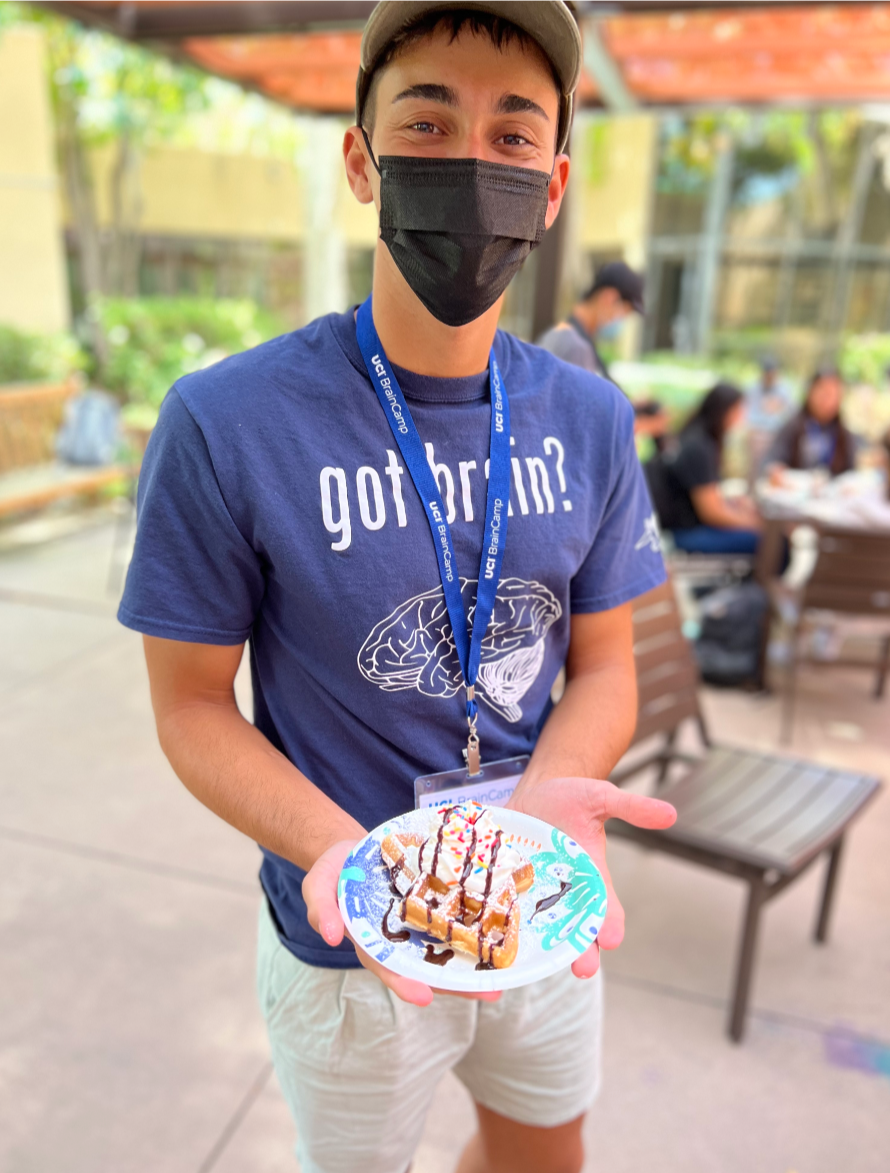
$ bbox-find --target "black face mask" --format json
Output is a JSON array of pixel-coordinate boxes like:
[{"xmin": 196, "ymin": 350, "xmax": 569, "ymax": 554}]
[{"xmin": 366, "ymin": 141, "xmax": 550, "ymax": 328}]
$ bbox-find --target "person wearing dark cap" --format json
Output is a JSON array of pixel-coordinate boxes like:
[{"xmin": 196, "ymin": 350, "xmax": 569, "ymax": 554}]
[
  {"xmin": 538, "ymin": 262, "xmax": 668, "ymax": 438},
  {"xmin": 537, "ymin": 261, "xmax": 644, "ymax": 379},
  {"xmin": 117, "ymin": 4, "xmax": 674, "ymax": 1170}
]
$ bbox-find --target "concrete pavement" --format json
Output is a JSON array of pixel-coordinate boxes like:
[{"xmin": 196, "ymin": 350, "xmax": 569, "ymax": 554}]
[{"xmin": 0, "ymin": 518, "xmax": 887, "ymax": 1173}]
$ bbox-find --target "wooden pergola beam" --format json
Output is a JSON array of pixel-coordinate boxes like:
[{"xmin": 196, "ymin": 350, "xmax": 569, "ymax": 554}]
[
  {"xmin": 29, "ymin": 1, "xmax": 886, "ymax": 42},
  {"xmin": 34, "ymin": 2, "xmax": 376, "ymax": 40}
]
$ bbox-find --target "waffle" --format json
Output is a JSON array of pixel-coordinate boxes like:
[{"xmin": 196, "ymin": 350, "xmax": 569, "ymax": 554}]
[{"xmin": 380, "ymin": 802, "xmax": 534, "ymax": 969}]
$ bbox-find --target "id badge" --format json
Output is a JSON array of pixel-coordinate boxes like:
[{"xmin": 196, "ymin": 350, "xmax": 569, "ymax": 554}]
[{"xmin": 414, "ymin": 755, "xmax": 530, "ymax": 811}]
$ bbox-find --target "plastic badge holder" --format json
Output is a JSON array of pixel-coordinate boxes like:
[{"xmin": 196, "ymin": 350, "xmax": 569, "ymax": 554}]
[{"xmin": 414, "ymin": 755, "xmax": 530, "ymax": 811}]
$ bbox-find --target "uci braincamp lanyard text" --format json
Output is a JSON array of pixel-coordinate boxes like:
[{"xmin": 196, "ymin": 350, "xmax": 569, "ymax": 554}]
[{"xmin": 354, "ymin": 297, "xmax": 511, "ymax": 776}]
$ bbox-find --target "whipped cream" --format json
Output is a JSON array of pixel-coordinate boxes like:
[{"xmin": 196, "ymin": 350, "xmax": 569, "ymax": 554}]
[{"xmin": 418, "ymin": 802, "xmax": 523, "ymax": 897}]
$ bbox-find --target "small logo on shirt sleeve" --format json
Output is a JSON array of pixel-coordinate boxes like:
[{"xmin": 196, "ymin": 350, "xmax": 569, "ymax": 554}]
[{"xmin": 634, "ymin": 513, "xmax": 662, "ymax": 554}]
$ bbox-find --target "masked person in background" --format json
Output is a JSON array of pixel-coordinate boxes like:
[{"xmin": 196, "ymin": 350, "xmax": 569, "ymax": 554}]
[
  {"xmin": 118, "ymin": 5, "xmax": 675, "ymax": 1172},
  {"xmin": 537, "ymin": 262, "xmax": 668, "ymax": 440}
]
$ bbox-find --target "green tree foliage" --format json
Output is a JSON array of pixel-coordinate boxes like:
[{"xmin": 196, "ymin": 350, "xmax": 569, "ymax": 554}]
[
  {"xmin": 1, "ymin": 5, "xmax": 307, "ymax": 392},
  {"xmin": 1, "ymin": 6, "xmax": 308, "ymax": 406},
  {"xmin": 658, "ymin": 109, "xmax": 862, "ymax": 212},
  {"xmin": 2, "ymin": 4, "xmax": 209, "ymax": 369}
]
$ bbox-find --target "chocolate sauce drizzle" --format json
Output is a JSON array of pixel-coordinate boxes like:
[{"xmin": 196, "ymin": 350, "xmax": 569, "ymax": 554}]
[
  {"xmin": 484, "ymin": 830, "xmax": 503, "ymax": 899},
  {"xmin": 426, "ymin": 804, "xmax": 458, "ymax": 878},
  {"xmin": 389, "ymin": 855, "xmax": 407, "ymax": 888},
  {"xmin": 459, "ymin": 826, "xmax": 478, "ymax": 886},
  {"xmin": 381, "ymin": 898, "xmax": 410, "ymax": 942},
  {"xmin": 423, "ymin": 944, "xmax": 454, "ymax": 966},
  {"xmin": 530, "ymin": 881, "xmax": 573, "ymax": 920}
]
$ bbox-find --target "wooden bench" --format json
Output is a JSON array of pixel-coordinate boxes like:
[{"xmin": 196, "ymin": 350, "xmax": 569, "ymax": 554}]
[
  {"xmin": 0, "ymin": 380, "xmax": 127, "ymax": 520},
  {"xmin": 610, "ymin": 580, "xmax": 881, "ymax": 1042}
]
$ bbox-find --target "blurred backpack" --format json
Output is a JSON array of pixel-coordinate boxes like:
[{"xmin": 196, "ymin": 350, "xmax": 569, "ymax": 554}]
[
  {"xmin": 56, "ymin": 390, "xmax": 121, "ymax": 467},
  {"xmin": 694, "ymin": 582, "xmax": 768, "ymax": 687}
]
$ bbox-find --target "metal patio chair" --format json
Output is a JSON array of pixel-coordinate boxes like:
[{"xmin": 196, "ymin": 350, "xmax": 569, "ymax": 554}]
[
  {"xmin": 775, "ymin": 525, "xmax": 890, "ymax": 743},
  {"xmin": 609, "ymin": 580, "xmax": 881, "ymax": 1043}
]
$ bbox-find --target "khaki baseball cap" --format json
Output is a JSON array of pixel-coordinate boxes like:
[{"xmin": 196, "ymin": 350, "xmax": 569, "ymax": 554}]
[{"xmin": 356, "ymin": 1, "xmax": 582, "ymax": 152}]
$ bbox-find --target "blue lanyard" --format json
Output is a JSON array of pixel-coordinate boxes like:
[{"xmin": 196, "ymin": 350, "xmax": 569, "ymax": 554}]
[{"xmin": 355, "ymin": 297, "xmax": 511, "ymax": 771}]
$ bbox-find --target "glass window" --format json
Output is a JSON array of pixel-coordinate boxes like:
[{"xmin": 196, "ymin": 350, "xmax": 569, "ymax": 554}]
[
  {"xmin": 787, "ymin": 261, "xmax": 827, "ymax": 328},
  {"xmin": 846, "ymin": 265, "xmax": 890, "ymax": 333},
  {"xmin": 716, "ymin": 260, "xmax": 779, "ymax": 329}
]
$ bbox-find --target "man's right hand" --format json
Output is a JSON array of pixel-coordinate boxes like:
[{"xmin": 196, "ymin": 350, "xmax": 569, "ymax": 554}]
[{"xmin": 303, "ymin": 840, "xmax": 501, "ymax": 1007}]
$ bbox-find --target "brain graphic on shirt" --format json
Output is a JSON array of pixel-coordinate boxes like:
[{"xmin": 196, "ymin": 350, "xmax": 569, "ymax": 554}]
[{"xmin": 357, "ymin": 578, "xmax": 562, "ymax": 723}]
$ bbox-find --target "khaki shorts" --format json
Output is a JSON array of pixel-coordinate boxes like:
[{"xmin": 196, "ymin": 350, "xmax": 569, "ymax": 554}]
[{"xmin": 257, "ymin": 899, "xmax": 602, "ymax": 1173}]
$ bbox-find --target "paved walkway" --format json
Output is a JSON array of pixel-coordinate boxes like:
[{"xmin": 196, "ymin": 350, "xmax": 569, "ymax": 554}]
[{"xmin": 0, "ymin": 519, "xmax": 888, "ymax": 1173}]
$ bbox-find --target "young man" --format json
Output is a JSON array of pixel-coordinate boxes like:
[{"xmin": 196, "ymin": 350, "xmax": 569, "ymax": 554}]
[
  {"xmin": 119, "ymin": 5, "xmax": 675, "ymax": 1171},
  {"xmin": 536, "ymin": 261, "xmax": 644, "ymax": 381},
  {"xmin": 537, "ymin": 262, "xmax": 667, "ymax": 440}
]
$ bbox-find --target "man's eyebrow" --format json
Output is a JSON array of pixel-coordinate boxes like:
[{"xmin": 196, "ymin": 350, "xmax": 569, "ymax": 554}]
[
  {"xmin": 495, "ymin": 93, "xmax": 550, "ymax": 120},
  {"xmin": 392, "ymin": 83, "xmax": 458, "ymax": 106}
]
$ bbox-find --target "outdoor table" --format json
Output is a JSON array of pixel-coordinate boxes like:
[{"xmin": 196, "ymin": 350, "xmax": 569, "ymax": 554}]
[
  {"xmin": 753, "ymin": 469, "xmax": 890, "ymax": 585},
  {"xmin": 750, "ymin": 471, "xmax": 890, "ymax": 689}
]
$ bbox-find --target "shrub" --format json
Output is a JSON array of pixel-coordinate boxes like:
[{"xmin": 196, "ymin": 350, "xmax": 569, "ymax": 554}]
[
  {"xmin": 0, "ymin": 323, "xmax": 86, "ymax": 385},
  {"xmin": 839, "ymin": 333, "xmax": 890, "ymax": 390},
  {"xmin": 92, "ymin": 296, "xmax": 287, "ymax": 407}
]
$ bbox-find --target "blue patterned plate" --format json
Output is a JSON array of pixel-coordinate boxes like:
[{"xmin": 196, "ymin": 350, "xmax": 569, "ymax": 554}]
[{"xmin": 337, "ymin": 807, "xmax": 608, "ymax": 992}]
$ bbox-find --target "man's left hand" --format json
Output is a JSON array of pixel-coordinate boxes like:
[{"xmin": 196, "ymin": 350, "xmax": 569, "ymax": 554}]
[{"xmin": 510, "ymin": 777, "xmax": 676, "ymax": 979}]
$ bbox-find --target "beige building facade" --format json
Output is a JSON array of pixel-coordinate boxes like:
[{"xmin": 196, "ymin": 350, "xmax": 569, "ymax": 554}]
[
  {"xmin": 0, "ymin": 25, "xmax": 70, "ymax": 334},
  {"xmin": 572, "ymin": 112, "xmax": 657, "ymax": 272},
  {"xmin": 87, "ymin": 129, "xmax": 378, "ymax": 250}
]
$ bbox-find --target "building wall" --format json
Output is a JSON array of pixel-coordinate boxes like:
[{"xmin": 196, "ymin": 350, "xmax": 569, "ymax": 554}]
[
  {"xmin": 0, "ymin": 26, "xmax": 70, "ymax": 333},
  {"xmin": 83, "ymin": 125, "xmax": 379, "ymax": 321},
  {"xmin": 90, "ymin": 145, "xmax": 305, "ymax": 242},
  {"xmin": 85, "ymin": 135, "xmax": 378, "ymax": 248},
  {"xmin": 573, "ymin": 113, "xmax": 657, "ymax": 270}
]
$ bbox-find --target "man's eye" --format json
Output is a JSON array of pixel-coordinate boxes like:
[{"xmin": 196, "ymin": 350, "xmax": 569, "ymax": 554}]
[
  {"xmin": 501, "ymin": 134, "xmax": 530, "ymax": 147},
  {"xmin": 409, "ymin": 121, "xmax": 443, "ymax": 134}
]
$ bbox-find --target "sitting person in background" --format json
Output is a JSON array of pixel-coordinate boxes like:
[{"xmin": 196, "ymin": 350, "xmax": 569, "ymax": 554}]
[
  {"xmin": 746, "ymin": 355, "xmax": 794, "ymax": 478},
  {"xmin": 766, "ymin": 366, "xmax": 856, "ymax": 477},
  {"xmin": 646, "ymin": 383, "xmax": 762, "ymax": 555},
  {"xmin": 536, "ymin": 261, "xmax": 667, "ymax": 439},
  {"xmin": 747, "ymin": 356, "xmax": 794, "ymax": 431}
]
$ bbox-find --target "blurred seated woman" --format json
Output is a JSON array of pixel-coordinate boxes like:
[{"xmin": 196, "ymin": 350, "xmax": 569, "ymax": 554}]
[
  {"xmin": 766, "ymin": 366, "xmax": 856, "ymax": 477},
  {"xmin": 647, "ymin": 383, "xmax": 762, "ymax": 555}
]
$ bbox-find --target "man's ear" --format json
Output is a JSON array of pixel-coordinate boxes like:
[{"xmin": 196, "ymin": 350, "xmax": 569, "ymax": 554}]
[
  {"xmin": 544, "ymin": 154, "xmax": 571, "ymax": 231},
  {"xmin": 343, "ymin": 126, "xmax": 376, "ymax": 205}
]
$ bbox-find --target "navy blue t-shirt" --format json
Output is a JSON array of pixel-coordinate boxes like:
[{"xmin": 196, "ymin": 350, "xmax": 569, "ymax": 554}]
[{"xmin": 119, "ymin": 309, "xmax": 665, "ymax": 967}]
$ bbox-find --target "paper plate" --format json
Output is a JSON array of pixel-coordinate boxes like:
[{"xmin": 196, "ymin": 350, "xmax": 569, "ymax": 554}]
[{"xmin": 337, "ymin": 806, "xmax": 608, "ymax": 992}]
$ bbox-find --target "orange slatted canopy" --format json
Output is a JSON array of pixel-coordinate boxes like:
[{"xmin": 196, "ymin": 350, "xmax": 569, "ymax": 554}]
[{"xmin": 36, "ymin": 2, "xmax": 890, "ymax": 109}]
